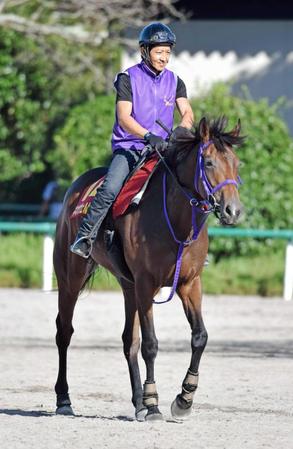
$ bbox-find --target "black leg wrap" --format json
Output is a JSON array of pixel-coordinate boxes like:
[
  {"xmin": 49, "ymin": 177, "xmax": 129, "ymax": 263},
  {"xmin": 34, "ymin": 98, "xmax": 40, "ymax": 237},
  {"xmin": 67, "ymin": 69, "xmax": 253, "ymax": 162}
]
[{"xmin": 56, "ymin": 393, "xmax": 71, "ymax": 407}]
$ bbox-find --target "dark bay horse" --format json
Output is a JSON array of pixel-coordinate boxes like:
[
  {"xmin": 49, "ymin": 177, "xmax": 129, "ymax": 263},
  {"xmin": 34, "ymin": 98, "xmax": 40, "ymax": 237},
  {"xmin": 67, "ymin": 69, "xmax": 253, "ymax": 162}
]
[{"xmin": 53, "ymin": 117, "xmax": 244, "ymax": 421}]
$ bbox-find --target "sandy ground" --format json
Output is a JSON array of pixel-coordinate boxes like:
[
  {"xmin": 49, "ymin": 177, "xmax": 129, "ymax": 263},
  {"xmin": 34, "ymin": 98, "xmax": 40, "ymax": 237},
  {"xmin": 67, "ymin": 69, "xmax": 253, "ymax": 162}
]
[{"xmin": 0, "ymin": 288, "xmax": 292, "ymax": 449}]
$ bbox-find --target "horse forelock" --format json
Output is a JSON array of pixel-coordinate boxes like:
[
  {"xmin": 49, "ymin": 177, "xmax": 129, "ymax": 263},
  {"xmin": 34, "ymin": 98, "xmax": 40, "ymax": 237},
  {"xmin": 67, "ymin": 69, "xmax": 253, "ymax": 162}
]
[
  {"xmin": 166, "ymin": 117, "xmax": 245, "ymax": 166},
  {"xmin": 206, "ymin": 117, "xmax": 245, "ymax": 152}
]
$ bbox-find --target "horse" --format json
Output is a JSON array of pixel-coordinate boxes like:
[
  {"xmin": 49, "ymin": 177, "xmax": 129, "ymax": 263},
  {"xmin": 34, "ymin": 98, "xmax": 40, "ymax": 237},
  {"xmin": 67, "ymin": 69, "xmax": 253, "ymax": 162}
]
[{"xmin": 53, "ymin": 116, "xmax": 244, "ymax": 421}]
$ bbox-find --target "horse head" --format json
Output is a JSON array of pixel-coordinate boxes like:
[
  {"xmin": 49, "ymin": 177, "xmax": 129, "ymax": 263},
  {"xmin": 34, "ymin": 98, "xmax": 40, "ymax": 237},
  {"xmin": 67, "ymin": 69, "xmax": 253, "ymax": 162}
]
[
  {"xmin": 167, "ymin": 116, "xmax": 244, "ymax": 226},
  {"xmin": 197, "ymin": 116, "xmax": 244, "ymax": 225}
]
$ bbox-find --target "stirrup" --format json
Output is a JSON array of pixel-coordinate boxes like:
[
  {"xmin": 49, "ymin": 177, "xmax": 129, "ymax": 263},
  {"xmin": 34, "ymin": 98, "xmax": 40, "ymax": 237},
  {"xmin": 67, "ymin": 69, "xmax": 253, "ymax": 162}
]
[{"xmin": 70, "ymin": 236, "xmax": 93, "ymax": 259}]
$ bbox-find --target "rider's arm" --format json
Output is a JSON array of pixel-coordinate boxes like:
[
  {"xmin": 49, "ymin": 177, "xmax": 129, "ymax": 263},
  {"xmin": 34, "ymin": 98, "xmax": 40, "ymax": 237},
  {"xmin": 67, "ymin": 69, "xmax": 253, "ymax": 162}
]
[
  {"xmin": 175, "ymin": 77, "xmax": 194, "ymax": 129},
  {"xmin": 117, "ymin": 100, "xmax": 148, "ymax": 138},
  {"xmin": 176, "ymin": 97, "xmax": 194, "ymax": 129}
]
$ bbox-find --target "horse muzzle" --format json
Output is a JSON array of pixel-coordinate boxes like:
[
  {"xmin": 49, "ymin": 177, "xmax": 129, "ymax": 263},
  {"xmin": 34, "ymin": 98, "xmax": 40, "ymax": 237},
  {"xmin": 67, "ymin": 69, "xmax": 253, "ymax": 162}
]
[{"xmin": 219, "ymin": 199, "xmax": 243, "ymax": 225}]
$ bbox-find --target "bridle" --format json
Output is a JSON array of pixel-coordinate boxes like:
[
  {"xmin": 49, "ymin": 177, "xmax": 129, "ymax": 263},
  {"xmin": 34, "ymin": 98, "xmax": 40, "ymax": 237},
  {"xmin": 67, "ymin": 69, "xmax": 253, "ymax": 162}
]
[
  {"xmin": 160, "ymin": 139, "xmax": 240, "ymax": 233},
  {"xmin": 194, "ymin": 140, "xmax": 240, "ymax": 216},
  {"xmin": 154, "ymin": 139, "xmax": 241, "ymax": 304}
]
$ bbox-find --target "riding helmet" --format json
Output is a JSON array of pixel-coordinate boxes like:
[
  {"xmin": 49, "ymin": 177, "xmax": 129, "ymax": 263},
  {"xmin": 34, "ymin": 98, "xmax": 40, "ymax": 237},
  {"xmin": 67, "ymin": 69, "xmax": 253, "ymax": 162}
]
[{"xmin": 139, "ymin": 22, "xmax": 176, "ymax": 48}]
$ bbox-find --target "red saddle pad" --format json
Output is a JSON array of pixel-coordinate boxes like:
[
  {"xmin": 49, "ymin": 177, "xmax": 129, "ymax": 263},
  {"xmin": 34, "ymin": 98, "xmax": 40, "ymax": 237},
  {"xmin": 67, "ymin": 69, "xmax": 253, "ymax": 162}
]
[{"xmin": 71, "ymin": 155, "xmax": 158, "ymax": 220}]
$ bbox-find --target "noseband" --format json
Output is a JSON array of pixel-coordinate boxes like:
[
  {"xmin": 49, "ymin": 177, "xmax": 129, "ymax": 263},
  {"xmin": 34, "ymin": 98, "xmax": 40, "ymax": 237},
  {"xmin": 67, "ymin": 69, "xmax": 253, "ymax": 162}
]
[{"xmin": 154, "ymin": 139, "xmax": 240, "ymax": 304}]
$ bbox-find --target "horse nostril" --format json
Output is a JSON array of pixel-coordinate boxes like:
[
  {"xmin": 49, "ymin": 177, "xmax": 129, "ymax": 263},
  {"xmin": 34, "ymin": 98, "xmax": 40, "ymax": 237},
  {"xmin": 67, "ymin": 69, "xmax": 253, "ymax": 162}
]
[
  {"xmin": 225, "ymin": 204, "xmax": 242, "ymax": 219},
  {"xmin": 236, "ymin": 207, "xmax": 242, "ymax": 218},
  {"xmin": 225, "ymin": 205, "xmax": 233, "ymax": 217}
]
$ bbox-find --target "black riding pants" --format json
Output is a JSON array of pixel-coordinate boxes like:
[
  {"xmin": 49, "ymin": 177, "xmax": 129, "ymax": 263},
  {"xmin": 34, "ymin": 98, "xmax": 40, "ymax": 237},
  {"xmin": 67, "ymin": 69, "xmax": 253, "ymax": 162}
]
[{"xmin": 78, "ymin": 148, "xmax": 142, "ymax": 239}]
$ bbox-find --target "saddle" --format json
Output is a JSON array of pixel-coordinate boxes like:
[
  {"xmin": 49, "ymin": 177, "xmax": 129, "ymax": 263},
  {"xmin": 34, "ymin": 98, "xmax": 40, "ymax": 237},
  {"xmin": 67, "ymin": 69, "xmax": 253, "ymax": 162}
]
[{"xmin": 71, "ymin": 153, "xmax": 159, "ymax": 221}]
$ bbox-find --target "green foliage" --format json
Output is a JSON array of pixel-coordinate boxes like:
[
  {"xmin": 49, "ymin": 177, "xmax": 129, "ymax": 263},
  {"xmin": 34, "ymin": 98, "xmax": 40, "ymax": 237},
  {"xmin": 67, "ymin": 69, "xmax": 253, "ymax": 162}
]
[
  {"xmin": 0, "ymin": 233, "xmax": 42, "ymax": 287},
  {"xmin": 191, "ymin": 83, "xmax": 293, "ymax": 257},
  {"xmin": 49, "ymin": 95, "xmax": 116, "ymax": 181},
  {"xmin": 0, "ymin": 30, "xmax": 50, "ymax": 182},
  {"xmin": 0, "ymin": 27, "xmax": 120, "ymax": 200},
  {"xmin": 202, "ymin": 241, "xmax": 285, "ymax": 296}
]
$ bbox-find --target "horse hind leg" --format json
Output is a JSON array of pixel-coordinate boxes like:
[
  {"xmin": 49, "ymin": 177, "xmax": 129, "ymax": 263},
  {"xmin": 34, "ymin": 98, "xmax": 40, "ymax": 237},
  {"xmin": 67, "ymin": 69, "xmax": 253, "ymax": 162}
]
[
  {"xmin": 54, "ymin": 227, "xmax": 93, "ymax": 415},
  {"xmin": 171, "ymin": 277, "xmax": 208, "ymax": 421},
  {"xmin": 121, "ymin": 279, "xmax": 147, "ymax": 421},
  {"xmin": 54, "ymin": 289, "xmax": 78, "ymax": 415}
]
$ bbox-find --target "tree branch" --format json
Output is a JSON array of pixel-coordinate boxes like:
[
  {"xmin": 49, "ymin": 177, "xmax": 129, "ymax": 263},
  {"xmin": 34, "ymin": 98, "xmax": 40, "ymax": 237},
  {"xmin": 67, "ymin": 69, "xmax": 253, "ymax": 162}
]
[
  {"xmin": 0, "ymin": 0, "xmax": 186, "ymax": 46},
  {"xmin": 0, "ymin": 13, "xmax": 109, "ymax": 45}
]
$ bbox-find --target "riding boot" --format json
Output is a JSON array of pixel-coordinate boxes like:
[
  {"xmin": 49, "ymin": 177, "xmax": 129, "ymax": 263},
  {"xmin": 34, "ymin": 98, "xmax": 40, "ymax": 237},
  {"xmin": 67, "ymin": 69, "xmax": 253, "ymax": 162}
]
[
  {"xmin": 70, "ymin": 149, "xmax": 142, "ymax": 259},
  {"xmin": 70, "ymin": 191, "xmax": 113, "ymax": 259}
]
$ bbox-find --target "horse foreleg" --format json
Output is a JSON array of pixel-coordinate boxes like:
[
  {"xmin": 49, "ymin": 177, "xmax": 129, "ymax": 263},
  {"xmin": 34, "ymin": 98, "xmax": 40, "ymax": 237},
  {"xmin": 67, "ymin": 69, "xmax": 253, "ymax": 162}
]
[
  {"xmin": 121, "ymin": 279, "xmax": 147, "ymax": 421},
  {"xmin": 171, "ymin": 277, "xmax": 208, "ymax": 421},
  {"xmin": 55, "ymin": 290, "xmax": 78, "ymax": 415},
  {"xmin": 135, "ymin": 282, "xmax": 163, "ymax": 421}
]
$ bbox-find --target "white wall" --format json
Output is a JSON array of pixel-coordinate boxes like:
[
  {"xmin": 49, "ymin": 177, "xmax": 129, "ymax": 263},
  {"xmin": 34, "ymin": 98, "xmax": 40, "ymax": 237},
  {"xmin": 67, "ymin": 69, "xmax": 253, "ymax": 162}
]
[{"xmin": 122, "ymin": 21, "xmax": 293, "ymax": 134}]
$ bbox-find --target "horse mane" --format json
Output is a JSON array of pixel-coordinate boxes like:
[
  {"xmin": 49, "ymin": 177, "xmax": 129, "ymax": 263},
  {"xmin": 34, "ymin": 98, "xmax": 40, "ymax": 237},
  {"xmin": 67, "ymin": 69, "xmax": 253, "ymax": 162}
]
[{"xmin": 166, "ymin": 116, "xmax": 245, "ymax": 166}]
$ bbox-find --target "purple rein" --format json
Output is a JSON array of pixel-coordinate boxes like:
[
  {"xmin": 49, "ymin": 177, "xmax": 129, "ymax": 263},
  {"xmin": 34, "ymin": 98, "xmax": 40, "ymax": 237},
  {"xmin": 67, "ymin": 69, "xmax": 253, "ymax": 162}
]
[{"xmin": 153, "ymin": 140, "xmax": 239, "ymax": 304}]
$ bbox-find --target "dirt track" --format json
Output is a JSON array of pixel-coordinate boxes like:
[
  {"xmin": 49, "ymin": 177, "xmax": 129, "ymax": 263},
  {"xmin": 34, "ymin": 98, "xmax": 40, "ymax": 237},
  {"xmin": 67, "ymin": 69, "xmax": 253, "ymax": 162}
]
[{"xmin": 0, "ymin": 288, "xmax": 292, "ymax": 449}]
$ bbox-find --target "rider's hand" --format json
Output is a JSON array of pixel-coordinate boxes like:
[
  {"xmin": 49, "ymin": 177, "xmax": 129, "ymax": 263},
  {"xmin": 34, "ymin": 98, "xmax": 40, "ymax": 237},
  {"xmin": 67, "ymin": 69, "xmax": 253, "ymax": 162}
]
[{"xmin": 144, "ymin": 132, "xmax": 166, "ymax": 152}]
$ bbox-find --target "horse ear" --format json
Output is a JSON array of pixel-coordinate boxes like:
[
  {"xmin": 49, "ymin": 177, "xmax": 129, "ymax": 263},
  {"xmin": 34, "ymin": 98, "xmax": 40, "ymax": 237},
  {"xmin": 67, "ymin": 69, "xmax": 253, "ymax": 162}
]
[
  {"xmin": 199, "ymin": 117, "xmax": 210, "ymax": 142},
  {"xmin": 231, "ymin": 119, "xmax": 241, "ymax": 137}
]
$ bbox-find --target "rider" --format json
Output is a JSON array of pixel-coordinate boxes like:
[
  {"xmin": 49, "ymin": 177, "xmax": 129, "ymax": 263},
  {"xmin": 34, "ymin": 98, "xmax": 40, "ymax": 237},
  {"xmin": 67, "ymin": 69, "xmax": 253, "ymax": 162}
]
[{"xmin": 70, "ymin": 22, "xmax": 194, "ymax": 258}]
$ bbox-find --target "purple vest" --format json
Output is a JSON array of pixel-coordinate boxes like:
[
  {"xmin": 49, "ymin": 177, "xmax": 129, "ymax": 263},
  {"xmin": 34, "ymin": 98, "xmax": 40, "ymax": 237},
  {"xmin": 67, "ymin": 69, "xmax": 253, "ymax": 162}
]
[{"xmin": 111, "ymin": 62, "xmax": 177, "ymax": 151}]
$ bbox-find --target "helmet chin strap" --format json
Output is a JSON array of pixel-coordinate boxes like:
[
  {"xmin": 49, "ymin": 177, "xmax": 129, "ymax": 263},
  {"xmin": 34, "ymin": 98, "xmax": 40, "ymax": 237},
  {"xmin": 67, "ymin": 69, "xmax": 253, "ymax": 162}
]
[
  {"xmin": 141, "ymin": 46, "xmax": 151, "ymax": 64},
  {"xmin": 140, "ymin": 46, "xmax": 162, "ymax": 75}
]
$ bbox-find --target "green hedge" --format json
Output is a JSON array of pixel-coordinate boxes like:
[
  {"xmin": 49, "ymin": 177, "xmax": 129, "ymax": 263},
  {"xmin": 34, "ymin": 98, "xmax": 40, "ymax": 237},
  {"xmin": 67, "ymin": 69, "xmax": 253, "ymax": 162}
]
[{"xmin": 49, "ymin": 95, "xmax": 116, "ymax": 181}]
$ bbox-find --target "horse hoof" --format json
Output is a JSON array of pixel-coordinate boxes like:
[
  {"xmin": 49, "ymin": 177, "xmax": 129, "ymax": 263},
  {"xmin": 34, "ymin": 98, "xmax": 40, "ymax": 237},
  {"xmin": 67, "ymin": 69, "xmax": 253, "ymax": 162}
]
[
  {"xmin": 145, "ymin": 411, "xmax": 164, "ymax": 422},
  {"xmin": 171, "ymin": 398, "xmax": 192, "ymax": 422},
  {"xmin": 135, "ymin": 407, "xmax": 148, "ymax": 422},
  {"xmin": 56, "ymin": 405, "xmax": 75, "ymax": 416}
]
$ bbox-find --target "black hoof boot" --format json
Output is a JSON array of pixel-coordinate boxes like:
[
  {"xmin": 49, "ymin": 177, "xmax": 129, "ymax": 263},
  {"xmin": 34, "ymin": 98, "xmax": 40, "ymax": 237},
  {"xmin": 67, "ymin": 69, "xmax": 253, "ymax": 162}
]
[
  {"xmin": 56, "ymin": 393, "xmax": 74, "ymax": 416},
  {"xmin": 145, "ymin": 405, "xmax": 164, "ymax": 421},
  {"xmin": 171, "ymin": 395, "xmax": 192, "ymax": 421}
]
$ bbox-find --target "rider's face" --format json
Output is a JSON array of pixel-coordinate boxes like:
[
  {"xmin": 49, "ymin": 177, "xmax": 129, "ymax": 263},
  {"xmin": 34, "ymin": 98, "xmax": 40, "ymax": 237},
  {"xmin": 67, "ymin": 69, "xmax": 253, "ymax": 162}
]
[{"xmin": 148, "ymin": 45, "xmax": 171, "ymax": 72}]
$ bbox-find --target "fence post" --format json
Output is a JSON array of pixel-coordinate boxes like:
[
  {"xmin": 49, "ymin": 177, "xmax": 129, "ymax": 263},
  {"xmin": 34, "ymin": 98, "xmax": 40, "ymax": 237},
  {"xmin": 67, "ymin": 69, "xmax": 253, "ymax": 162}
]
[
  {"xmin": 42, "ymin": 234, "xmax": 54, "ymax": 292},
  {"xmin": 283, "ymin": 241, "xmax": 293, "ymax": 301}
]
